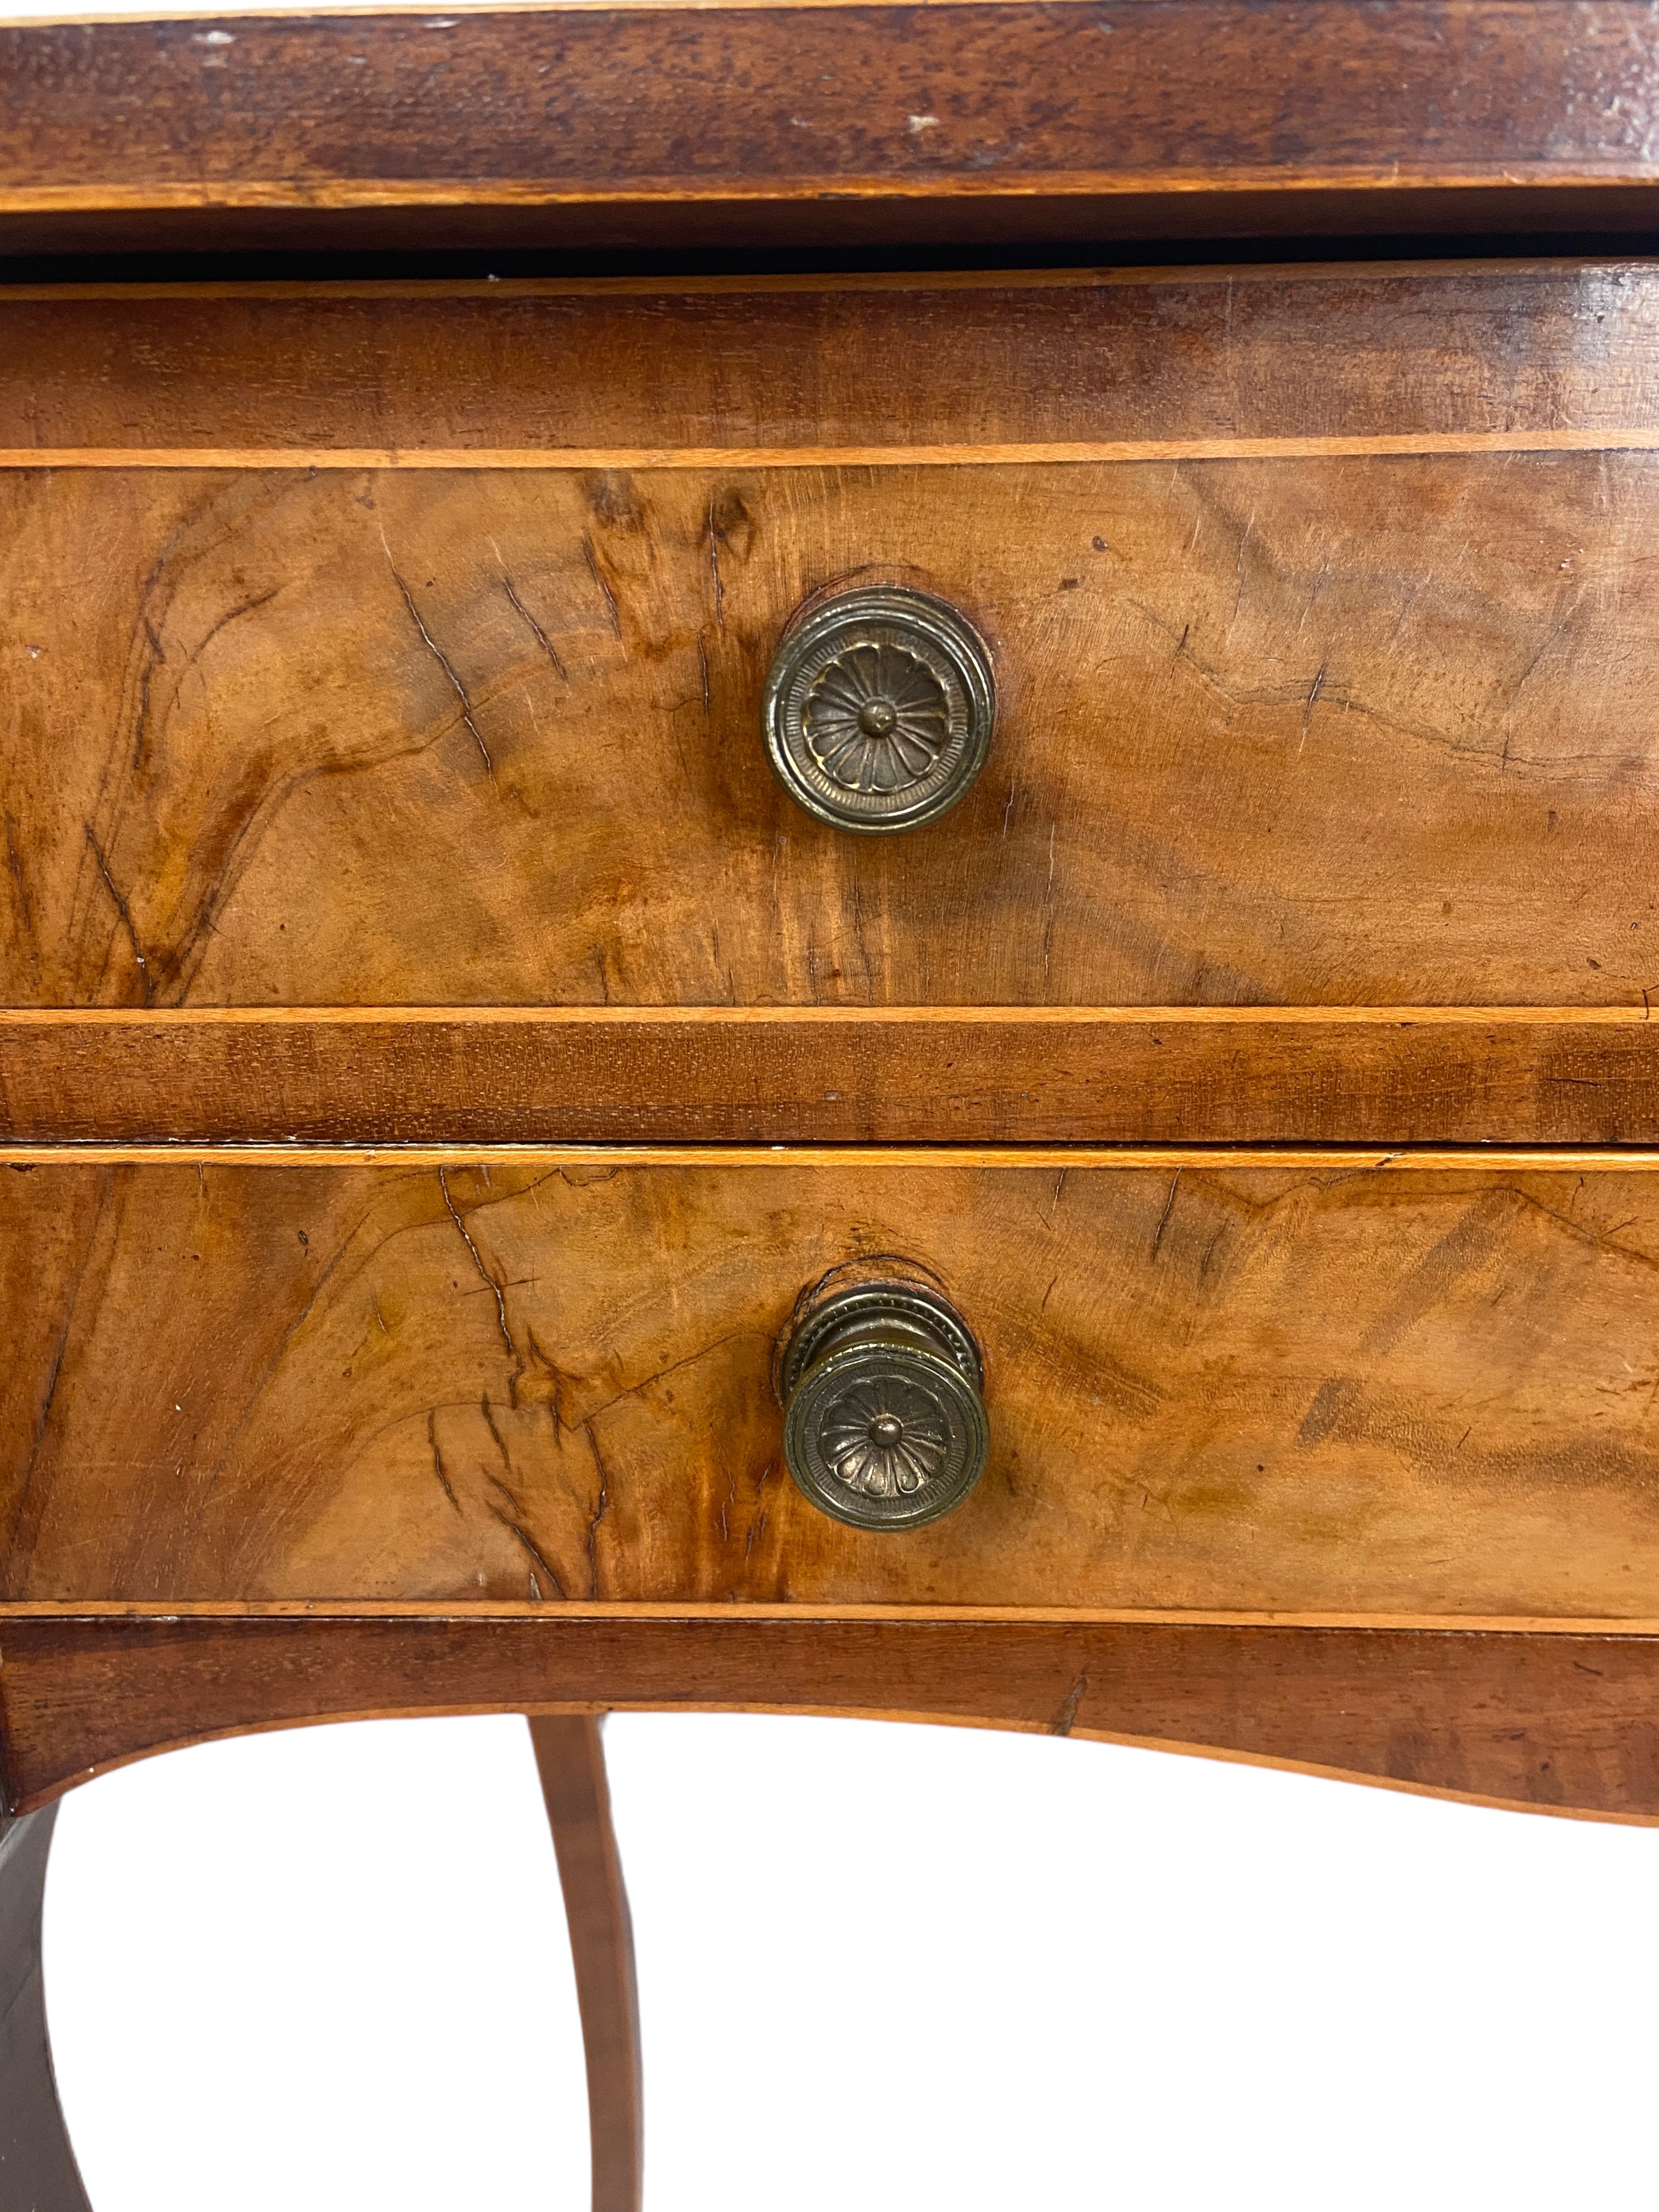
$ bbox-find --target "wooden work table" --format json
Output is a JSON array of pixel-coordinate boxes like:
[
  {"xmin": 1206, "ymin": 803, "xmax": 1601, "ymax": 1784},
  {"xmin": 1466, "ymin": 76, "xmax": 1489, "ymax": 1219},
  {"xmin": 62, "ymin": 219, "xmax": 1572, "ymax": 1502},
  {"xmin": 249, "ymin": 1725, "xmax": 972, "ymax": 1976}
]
[{"xmin": 5, "ymin": 5, "xmax": 1659, "ymax": 2205}]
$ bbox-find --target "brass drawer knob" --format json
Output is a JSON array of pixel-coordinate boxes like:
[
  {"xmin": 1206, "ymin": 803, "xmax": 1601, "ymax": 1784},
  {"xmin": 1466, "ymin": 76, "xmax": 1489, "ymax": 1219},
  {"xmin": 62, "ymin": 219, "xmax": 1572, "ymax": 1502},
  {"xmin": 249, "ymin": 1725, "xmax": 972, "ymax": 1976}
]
[
  {"xmin": 778, "ymin": 1280, "xmax": 989, "ymax": 1530},
  {"xmin": 763, "ymin": 586, "xmax": 995, "ymax": 833}
]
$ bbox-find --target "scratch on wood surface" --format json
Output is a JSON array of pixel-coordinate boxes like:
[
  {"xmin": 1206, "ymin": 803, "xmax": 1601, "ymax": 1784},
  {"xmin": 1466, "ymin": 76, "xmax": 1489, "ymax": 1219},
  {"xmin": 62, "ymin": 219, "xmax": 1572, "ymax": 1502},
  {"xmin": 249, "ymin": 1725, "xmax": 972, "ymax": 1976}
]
[
  {"xmin": 1231, "ymin": 508, "xmax": 1256, "ymax": 626},
  {"xmin": 848, "ymin": 865, "xmax": 874, "ymax": 1000},
  {"xmin": 1152, "ymin": 1171, "xmax": 1182, "ymax": 1257},
  {"xmin": 483, "ymin": 1470, "xmax": 566, "ymax": 1599},
  {"xmin": 12, "ymin": 1322, "xmax": 69, "ymax": 1557},
  {"xmin": 427, "ymin": 1410, "xmax": 460, "ymax": 1513},
  {"xmin": 582, "ymin": 533, "xmax": 623, "ymax": 636},
  {"xmin": 177, "ymin": 586, "xmax": 281, "ymax": 687},
  {"xmin": 3, "ymin": 812, "xmax": 40, "ymax": 985},
  {"xmin": 706, "ymin": 490, "xmax": 726, "ymax": 631},
  {"xmin": 1295, "ymin": 555, "xmax": 1331, "ymax": 637},
  {"xmin": 743, "ymin": 1502, "xmax": 768, "ymax": 1562},
  {"xmin": 479, "ymin": 1391, "xmax": 512, "ymax": 1470},
  {"xmin": 583, "ymin": 1420, "xmax": 612, "ymax": 1599},
  {"xmin": 574, "ymin": 1327, "xmax": 770, "ymax": 1431},
  {"xmin": 82, "ymin": 826, "xmax": 154, "ymax": 1003},
  {"xmin": 383, "ymin": 549, "xmax": 494, "ymax": 774},
  {"xmin": 1299, "ymin": 652, "xmax": 1329, "ymax": 755},
  {"xmin": 1041, "ymin": 822, "xmax": 1057, "ymax": 979},
  {"xmin": 501, "ymin": 575, "xmax": 567, "ymax": 680}
]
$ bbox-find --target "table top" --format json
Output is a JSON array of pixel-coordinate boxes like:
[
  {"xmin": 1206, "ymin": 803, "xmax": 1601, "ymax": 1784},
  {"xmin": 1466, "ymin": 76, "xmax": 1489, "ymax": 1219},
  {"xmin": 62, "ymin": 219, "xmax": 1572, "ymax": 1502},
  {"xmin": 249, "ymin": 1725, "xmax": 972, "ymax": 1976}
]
[{"xmin": 3, "ymin": 1, "xmax": 1659, "ymax": 259}]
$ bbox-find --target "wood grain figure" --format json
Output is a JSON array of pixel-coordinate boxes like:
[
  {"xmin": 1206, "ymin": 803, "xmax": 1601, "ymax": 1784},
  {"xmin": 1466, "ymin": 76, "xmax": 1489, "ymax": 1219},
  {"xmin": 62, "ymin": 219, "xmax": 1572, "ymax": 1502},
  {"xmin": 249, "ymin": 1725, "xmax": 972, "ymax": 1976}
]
[
  {"xmin": 10, "ymin": 1008, "xmax": 1659, "ymax": 1148},
  {"xmin": 5, "ymin": 452, "xmax": 1659, "ymax": 1013},
  {"xmin": 10, "ymin": 264, "xmax": 1659, "ymax": 461},
  {"xmin": 4, "ymin": 1156, "xmax": 1659, "ymax": 1620},
  {"xmin": 529, "ymin": 1717, "xmax": 644, "ymax": 2212},
  {"xmin": 6, "ymin": 4, "xmax": 1659, "ymax": 255},
  {"xmin": 10, "ymin": 5, "xmax": 1659, "ymax": 2196},
  {"xmin": 6, "ymin": 1611, "xmax": 1659, "ymax": 1825}
]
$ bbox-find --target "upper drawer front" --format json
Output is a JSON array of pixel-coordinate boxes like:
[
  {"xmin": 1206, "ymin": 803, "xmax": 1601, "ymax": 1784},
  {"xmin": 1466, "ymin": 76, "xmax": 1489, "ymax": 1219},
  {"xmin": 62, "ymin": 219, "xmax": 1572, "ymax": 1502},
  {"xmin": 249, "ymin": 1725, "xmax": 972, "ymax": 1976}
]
[
  {"xmin": 5, "ymin": 265, "xmax": 1659, "ymax": 1012},
  {"xmin": 6, "ymin": 1151, "xmax": 1659, "ymax": 1618}
]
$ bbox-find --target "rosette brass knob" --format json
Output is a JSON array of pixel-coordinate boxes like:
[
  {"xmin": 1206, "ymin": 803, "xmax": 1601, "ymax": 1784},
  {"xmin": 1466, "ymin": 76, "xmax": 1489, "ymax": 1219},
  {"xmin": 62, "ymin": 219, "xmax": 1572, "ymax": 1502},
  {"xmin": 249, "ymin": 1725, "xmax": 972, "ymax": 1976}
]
[
  {"xmin": 777, "ymin": 1280, "xmax": 989, "ymax": 1531},
  {"xmin": 763, "ymin": 585, "xmax": 995, "ymax": 833}
]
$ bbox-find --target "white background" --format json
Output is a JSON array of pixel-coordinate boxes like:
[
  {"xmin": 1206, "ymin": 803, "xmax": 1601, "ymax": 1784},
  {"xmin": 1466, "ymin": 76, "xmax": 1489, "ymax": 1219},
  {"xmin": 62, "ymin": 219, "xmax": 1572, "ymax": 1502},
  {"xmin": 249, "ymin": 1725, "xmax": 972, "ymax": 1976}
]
[{"xmin": 42, "ymin": 1712, "xmax": 1659, "ymax": 2208}]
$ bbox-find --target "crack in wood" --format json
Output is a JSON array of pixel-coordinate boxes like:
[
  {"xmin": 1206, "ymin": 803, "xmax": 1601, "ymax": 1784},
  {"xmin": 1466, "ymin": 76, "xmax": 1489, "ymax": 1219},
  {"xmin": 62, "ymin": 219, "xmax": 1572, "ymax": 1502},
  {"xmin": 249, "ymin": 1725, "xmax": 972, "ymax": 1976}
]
[{"xmin": 437, "ymin": 1168, "xmax": 517, "ymax": 1357}]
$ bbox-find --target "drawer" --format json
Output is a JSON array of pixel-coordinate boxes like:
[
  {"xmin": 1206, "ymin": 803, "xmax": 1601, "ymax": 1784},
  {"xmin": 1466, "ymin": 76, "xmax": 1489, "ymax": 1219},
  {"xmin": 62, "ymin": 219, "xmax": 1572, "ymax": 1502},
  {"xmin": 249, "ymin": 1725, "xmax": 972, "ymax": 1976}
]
[
  {"xmin": 4, "ymin": 264, "xmax": 1659, "ymax": 1018},
  {"xmin": 6, "ymin": 1148, "xmax": 1659, "ymax": 1620}
]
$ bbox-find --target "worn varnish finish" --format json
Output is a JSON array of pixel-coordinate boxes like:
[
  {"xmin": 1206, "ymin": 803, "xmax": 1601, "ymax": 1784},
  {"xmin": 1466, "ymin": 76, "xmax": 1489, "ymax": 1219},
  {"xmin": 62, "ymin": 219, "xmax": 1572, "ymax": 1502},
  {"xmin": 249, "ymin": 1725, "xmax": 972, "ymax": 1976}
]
[
  {"xmin": 4, "ymin": 1611, "xmax": 1658, "ymax": 1824},
  {"xmin": 6, "ymin": 1156, "xmax": 1659, "ymax": 1618},
  {"xmin": 6, "ymin": 452, "xmax": 1659, "ymax": 1012},
  {"xmin": 4, "ymin": 3, "xmax": 1659, "ymax": 255}
]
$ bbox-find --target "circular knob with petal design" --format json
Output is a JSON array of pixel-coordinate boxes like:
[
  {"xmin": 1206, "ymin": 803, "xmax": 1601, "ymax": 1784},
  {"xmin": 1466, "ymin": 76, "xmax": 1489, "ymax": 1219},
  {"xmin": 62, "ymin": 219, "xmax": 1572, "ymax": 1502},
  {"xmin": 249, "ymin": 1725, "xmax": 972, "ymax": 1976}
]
[
  {"xmin": 777, "ymin": 1280, "xmax": 989, "ymax": 1531},
  {"xmin": 763, "ymin": 585, "xmax": 996, "ymax": 833}
]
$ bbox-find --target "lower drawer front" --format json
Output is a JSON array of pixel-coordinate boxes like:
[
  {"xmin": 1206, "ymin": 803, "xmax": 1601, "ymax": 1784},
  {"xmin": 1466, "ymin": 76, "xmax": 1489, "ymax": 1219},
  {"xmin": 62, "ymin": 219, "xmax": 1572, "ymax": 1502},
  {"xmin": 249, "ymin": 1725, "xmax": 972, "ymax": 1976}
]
[{"xmin": 4, "ymin": 1155, "xmax": 1655, "ymax": 1616}]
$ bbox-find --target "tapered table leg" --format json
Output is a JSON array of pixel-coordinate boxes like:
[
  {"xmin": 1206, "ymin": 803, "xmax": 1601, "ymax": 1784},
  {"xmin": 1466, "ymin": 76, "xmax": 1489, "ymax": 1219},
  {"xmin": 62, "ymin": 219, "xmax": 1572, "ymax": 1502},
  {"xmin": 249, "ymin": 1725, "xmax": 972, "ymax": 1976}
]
[
  {"xmin": 0, "ymin": 1808, "xmax": 92, "ymax": 2211},
  {"xmin": 527, "ymin": 1717, "xmax": 644, "ymax": 2212}
]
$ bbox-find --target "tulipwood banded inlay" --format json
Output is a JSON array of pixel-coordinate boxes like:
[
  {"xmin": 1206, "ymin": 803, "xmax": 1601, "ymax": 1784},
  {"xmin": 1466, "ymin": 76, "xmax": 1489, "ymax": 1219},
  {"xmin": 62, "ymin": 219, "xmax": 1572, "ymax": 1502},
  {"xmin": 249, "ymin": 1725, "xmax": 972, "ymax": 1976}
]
[
  {"xmin": 5, "ymin": 1008, "xmax": 1659, "ymax": 1147},
  {"xmin": 8, "ymin": 266, "xmax": 1659, "ymax": 461}
]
